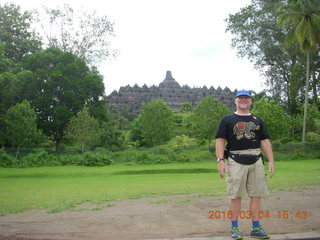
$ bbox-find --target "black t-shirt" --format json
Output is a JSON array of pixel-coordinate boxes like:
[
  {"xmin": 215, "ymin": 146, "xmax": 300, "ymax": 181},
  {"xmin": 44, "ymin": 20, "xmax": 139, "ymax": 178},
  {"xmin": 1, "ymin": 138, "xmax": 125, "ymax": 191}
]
[{"xmin": 215, "ymin": 113, "xmax": 270, "ymax": 151}]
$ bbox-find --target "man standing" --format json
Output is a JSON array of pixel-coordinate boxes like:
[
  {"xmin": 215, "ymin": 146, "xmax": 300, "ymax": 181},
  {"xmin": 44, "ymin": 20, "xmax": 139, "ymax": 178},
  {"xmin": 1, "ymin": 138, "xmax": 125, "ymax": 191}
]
[{"xmin": 215, "ymin": 90, "xmax": 274, "ymax": 239}]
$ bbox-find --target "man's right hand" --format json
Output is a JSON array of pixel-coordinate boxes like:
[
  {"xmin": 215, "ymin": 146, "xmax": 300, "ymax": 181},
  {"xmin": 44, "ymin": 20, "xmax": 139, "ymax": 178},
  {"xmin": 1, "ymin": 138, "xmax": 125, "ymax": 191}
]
[{"xmin": 218, "ymin": 161, "xmax": 226, "ymax": 178}]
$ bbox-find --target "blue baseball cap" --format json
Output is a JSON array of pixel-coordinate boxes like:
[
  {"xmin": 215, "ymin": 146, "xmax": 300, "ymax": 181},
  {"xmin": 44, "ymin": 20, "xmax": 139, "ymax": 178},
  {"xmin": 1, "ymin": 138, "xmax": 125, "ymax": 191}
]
[{"xmin": 235, "ymin": 90, "xmax": 252, "ymax": 98}]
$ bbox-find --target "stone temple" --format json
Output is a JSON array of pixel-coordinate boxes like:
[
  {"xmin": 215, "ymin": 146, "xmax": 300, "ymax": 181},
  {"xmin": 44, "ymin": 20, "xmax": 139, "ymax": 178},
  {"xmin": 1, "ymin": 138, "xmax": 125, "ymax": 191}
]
[{"xmin": 107, "ymin": 71, "xmax": 236, "ymax": 113}]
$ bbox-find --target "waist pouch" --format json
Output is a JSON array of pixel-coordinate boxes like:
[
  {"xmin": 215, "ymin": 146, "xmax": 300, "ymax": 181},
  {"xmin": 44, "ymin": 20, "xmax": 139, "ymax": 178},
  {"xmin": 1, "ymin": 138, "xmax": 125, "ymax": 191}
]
[{"xmin": 229, "ymin": 153, "xmax": 261, "ymax": 165}]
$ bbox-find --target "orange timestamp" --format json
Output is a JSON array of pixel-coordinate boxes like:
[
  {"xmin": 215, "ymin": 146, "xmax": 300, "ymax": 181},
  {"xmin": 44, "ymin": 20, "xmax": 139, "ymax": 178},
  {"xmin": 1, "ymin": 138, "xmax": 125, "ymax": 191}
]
[{"xmin": 208, "ymin": 210, "xmax": 308, "ymax": 220}]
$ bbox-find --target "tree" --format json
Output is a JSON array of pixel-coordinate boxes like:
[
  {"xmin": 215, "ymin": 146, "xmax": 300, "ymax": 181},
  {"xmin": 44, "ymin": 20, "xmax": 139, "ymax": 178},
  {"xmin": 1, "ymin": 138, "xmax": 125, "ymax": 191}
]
[
  {"xmin": 140, "ymin": 99, "xmax": 174, "ymax": 148},
  {"xmin": 288, "ymin": 104, "xmax": 320, "ymax": 141},
  {"xmin": 0, "ymin": 70, "xmax": 37, "ymax": 117},
  {"xmin": 4, "ymin": 100, "xmax": 43, "ymax": 159},
  {"xmin": 252, "ymin": 97, "xmax": 290, "ymax": 140},
  {"xmin": 129, "ymin": 115, "xmax": 144, "ymax": 146},
  {"xmin": 226, "ymin": 0, "xmax": 319, "ymax": 115},
  {"xmin": 190, "ymin": 97, "xmax": 230, "ymax": 156},
  {"xmin": 22, "ymin": 48, "xmax": 106, "ymax": 151},
  {"xmin": 277, "ymin": 0, "xmax": 320, "ymax": 149},
  {"xmin": 0, "ymin": 3, "xmax": 42, "ymax": 63},
  {"xmin": 180, "ymin": 102, "xmax": 192, "ymax": 112},
  {"xmin": 37, "ymin": 4, "xmax": 115, "ymax": 65},
  {"xmin": 171, "ymin": 135, "xmax": 191, "ymax": 149},
  {"xmin": 0, "ymin": 72, "xmax": 19, "ymax": 116},
  {"xmin": 0, "ymin": 43, "xmax": 13, "ymax": 73},
  {"xmin": 67, "ymin": 107, "xmax": 101, "ymax": 155}
]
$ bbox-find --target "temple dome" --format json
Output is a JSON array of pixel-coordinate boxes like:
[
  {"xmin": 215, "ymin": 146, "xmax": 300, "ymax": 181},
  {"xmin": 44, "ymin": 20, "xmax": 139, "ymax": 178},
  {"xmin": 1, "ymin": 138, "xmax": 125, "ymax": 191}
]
[{"xmin": 159, "ymin": 71, "xmax": 180, "ymax": 88}]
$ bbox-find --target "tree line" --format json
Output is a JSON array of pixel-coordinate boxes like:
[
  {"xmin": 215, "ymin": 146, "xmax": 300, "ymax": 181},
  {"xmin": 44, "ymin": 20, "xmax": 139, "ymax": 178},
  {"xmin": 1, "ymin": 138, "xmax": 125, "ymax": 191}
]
[{"xmin": 0, "ymin": 1, "xmax": 319, "ymax": 165}]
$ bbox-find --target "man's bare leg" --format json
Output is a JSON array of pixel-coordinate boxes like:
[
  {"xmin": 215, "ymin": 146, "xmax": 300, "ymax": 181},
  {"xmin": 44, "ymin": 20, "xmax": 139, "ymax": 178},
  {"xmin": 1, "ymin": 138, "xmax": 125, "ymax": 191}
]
[
  {"xmin": 249, "ymin": 197, "xmax": 261, "ymax": 221},
  {"xmin": 230, "ymin": 197, "xmax": 241, "ymax": 221}
]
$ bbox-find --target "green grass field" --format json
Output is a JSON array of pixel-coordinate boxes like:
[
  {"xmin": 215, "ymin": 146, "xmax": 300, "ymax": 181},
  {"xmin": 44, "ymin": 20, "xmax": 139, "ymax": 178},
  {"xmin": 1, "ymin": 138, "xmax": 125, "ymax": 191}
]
[{"xmin": 0, "ymin": 159, "xmax": 319, "ymax": 216}]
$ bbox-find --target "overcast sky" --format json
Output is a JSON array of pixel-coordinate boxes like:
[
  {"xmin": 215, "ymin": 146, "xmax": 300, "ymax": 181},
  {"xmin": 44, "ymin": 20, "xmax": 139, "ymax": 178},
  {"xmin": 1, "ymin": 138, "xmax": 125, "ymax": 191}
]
[{"xmin": 4, "ymin": 0, "xmax": 264, "ymax": 95}]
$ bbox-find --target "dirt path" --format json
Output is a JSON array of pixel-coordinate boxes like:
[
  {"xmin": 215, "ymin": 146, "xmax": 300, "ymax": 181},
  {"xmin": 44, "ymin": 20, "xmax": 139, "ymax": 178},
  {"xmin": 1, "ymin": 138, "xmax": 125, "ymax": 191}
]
[{"xmin": 0, "ymin": 185, "xmax": 319, "ymax": 240}]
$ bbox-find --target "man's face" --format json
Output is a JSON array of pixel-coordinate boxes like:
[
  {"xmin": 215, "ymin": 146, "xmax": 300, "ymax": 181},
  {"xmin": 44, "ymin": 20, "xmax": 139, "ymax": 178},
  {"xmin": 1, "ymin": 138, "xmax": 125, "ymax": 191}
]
[{"xmin": 235, "ymin": 95, "xmax": 252, "ymax": 110}]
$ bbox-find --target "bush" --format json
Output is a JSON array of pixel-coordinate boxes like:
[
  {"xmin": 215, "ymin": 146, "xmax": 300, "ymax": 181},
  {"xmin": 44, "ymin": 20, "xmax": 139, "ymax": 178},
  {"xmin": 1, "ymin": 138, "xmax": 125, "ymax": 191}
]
[
  {"xmin": 168, "ymin": 151, "xmax": 190, "ymax": 163},
  {"xmin": 135, "ymin": 152, "xmax": 154, "ymax": 165},
  {"xmin": 127, "ymin": 152, "xmax": 171, "ymax": 165},
  {"xmin": 57, "ymin": 154, "xmax": 83, "ymax": 166},
  {"xmin": 306, "ymin": 132, "xmax": 320, "ymax": 142},
  {"xmin": 0, "ymin": 148, "xmax": 14, "ymax": 167},
  {"xmin": 292, "ymin": 148, "xmax": 303, "ymax": 160},
  {"xmin": 82, "ymin": 152, "xmax": 112, "ymax": 167},
  {"xmin": 18, "ymin": 150, "xmax": 60, "ymax": 168},
  {"xmin": 154, "ymin": 147, "xmax": 170, "ymax": 155},
  {"xmin": 154, "ymin": 156, "xmax": 171, "ymax": 164}
]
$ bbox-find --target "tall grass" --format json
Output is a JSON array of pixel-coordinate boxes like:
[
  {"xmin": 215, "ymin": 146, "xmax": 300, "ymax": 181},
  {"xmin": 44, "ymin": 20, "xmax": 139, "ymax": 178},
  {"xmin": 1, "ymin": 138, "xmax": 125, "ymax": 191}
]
[{"xmin": 0, "ymin": 159, "xmax": 319, "ymax": 216}]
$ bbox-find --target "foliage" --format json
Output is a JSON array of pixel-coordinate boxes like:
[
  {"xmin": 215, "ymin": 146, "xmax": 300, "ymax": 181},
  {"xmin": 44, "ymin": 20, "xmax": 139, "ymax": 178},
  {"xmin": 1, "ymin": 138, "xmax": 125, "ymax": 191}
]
[
  {"xmin": 180, "ymin": 102, "xmax": 192, "ymax": 112},
  {"xmin": 168, "ymin": 151, "xmax": 190, "ymax": 163},
  {"xmin": 81, "ymin": 152, "xmax": 112, "ymax": 167},
  {"xmin": 98, "ymin": 104, "xmax": 135, "ymax": 147},
  {"xmin": 252, "ymin": 97, "xmax": 290, "ymax": 140},
  {"xmin": 129, "ymin": 116, "xmax": 144, "ymax": 146},
  {"xmin": 0, "ymin": 69, "xmax": 35, "ymax": 116},
  {"xmin": 67, "ymin": 107, "xmax": 101, "ymax": 154},
  {"xmin": 306, "ymin": 132, "xmax": 320, "ymax": 142},
  {"xmin": 134, "ymin": 152, "xmax": 154, "ymax": 165},
  {"xmin": 226, "ymin": 0, "xmax": 320, "ymax": 114},
  {"xmin": 0, "ymin": 148, "xmax": 14, "ymax": 167},
  {"xmin": 171, "ymin": 111, "xmax": 191, "ymax": 136},
  {"xmin": 0, "ymin": 72, "xmax": 18, "ymax": 116},
  {"xmin": 276, "ymin": 0, "xmax": 320, "ymax": 149},
  {"xmin": 22, "ymin": 48, "xmax": 106, "ymax": 151},
  {"xmin": 37, "ymin": 4, "xmax": 115, "ymax": 65},
  {"xmin": 315, "ymin": 119, "xmax": 320, "ymax": 134},
  {"xmin": 171, "ymin": 135, "xmax": 191, "ymax": 149},
  {"xmin": 99, "ymin": 120, "xmax": 122, "ymax": 147},
  {"xmin": 140, "ymin": 99, "xmax": 174, "ymax": 147},
  {"xmin": 57, "ymin": 154, "xmax": 83, "ymax": 166},
  {"xmin": 153, "ymin": 156, "xmax": 171, "ymax": 164},
  {"xmin": 4, "ymin": 100, "xmax": 44, "ymax": 159},
  {"xmin": 288, "ymin": 114, "xmax": 303, "ymax": 140},
  {"xmin": 130, "ymin": 150, "xmax": 191, "ymax": 165},
  {"xmin": 303, "ymin": 105, "xmax": 320, "ymax": 133},
  {"xmin": 120, "ymin": 130, "xmax": 134, "ymax": 148},
  {"xmin": 0, "ymin": 69, "xmax": 37, "ymax": 118},
  {"xmin": 0, "ymin": 3, "xmax": 42, "ymax": 63},
  {"xmin": 277, "ymin": 0, "xmax": 320, "ymax": 53},
  {"xmin": 189, "ymin": 96, "xmax": 229, "ymax": 151},
  {"xmin": 0, "ymin": 43, "xmax": 13, "ymax": 73},
  {"xmin": 18, "ymin": 150, "xmax": 60, "ymax": 168}
]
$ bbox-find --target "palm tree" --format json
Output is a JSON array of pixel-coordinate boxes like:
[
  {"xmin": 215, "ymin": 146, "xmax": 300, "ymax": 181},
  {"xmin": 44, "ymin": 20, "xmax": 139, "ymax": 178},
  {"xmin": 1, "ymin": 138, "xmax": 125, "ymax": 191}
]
[{"xmin": 277, "ymin": 0, "xmax": 320, "ymax": 150}]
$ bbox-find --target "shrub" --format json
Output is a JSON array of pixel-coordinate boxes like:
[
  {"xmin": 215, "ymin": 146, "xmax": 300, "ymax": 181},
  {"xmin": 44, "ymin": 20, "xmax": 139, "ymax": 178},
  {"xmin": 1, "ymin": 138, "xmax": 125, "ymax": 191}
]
[
  {"xmin": 135, "ymin": 152, "xmax": 154, "ymax": 165},
  {"xmin": 0, "ymin": 148, "xmax": 14, "ymax": 167},
  {"xmin": 82, "ymin": 152, "xmax": 112, "ymax": 167},
  {"xmin": 154, "ymin": 147, "xmax": 170, "ymax": 155},
  {"xmin": 306, "ymin": 132, "xmax": 320, "ymax": 142},
  {"xmin": 168, "ymin": 151, "xmax": 190, "ymax": 163},
  {"xmin": 292, "ymin": 149, "xmax": 303, "ymax": 160},
  {"xmin": 154, "ymin": 156, "xmax": 171, "ymax": 164},
  {"xmin": 19, "ymin": 150, "xmax": 60, "ymax": 168},
  {"xmin": 57, "ymin": 154, "xmax": 83, "ymax": 166},
  {"xmin": 176, "ymin": 153, "xmax": 190, "ymax": 163}
]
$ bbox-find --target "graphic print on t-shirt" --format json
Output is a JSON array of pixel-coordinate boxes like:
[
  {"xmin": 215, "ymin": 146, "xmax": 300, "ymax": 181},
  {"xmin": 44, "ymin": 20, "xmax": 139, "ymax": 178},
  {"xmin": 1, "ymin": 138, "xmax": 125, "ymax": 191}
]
[{"xmin": 233, "ymin": 121, "xmax": 260, "ymax": 140}]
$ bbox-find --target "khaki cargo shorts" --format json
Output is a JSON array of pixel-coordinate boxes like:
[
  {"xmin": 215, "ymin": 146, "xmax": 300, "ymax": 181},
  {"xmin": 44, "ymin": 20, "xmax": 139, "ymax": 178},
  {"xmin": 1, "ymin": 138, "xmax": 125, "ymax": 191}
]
[{"xmin": 226, "ymin": 149, "xmax": 269, "ymax": 199}]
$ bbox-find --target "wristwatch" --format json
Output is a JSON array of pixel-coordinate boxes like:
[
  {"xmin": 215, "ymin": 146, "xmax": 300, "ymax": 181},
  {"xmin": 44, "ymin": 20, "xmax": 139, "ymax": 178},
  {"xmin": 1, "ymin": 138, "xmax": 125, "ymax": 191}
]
[{"xmin": 217, "ymin": 158, "xmax": 224, "ymax": 162}]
